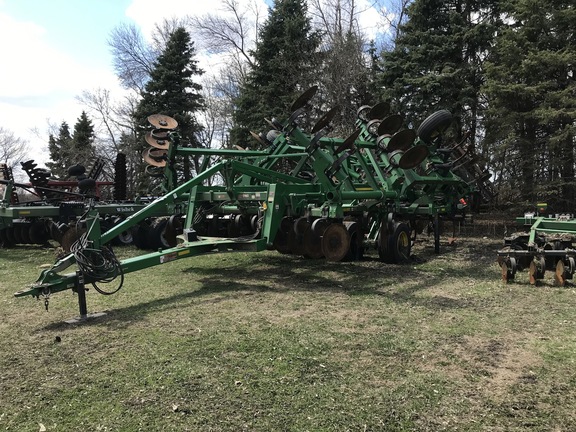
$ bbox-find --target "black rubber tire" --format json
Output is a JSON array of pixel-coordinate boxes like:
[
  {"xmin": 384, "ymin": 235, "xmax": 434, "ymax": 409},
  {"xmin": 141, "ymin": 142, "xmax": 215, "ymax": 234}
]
[
  {"xmin": 29, "ymin": 220, "xmax": 50, "ymax": 244},
  {"xmin": 132, "ymin": 221, "xmax": 152, "ymax": 250},
  {"xmin": 148, "ymin": 217, "xmax": 174, "ymax": 250},
  {"xmin": 417, "ymin": 110, "xmax": 453, "ymax": 144},
  {"xmin": 378, "ymin": 222, "xmax": 412, "ymax": 264}
]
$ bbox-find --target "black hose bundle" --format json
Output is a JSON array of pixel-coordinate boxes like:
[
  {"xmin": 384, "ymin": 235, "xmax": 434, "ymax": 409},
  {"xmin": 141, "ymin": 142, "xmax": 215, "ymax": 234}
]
[{"xmin": 71, "ymin": 236, "xmax": 124, "ymax": 295}]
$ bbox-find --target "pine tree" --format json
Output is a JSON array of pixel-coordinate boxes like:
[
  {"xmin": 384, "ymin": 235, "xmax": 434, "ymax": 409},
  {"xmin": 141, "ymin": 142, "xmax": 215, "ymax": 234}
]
[
  {"xmin": 72, "ymin": 111, "xmax": 96, "ymax": 163},
  {"xmin": 231, "ymin": 0, "xmax": 322, "ymax": 148},
  {"xmin": 483, "ymin": 0, "xmax": 576, "ymax": 208},
  {"xmin": 46, "ymin": 112, "xmax": 96, "ymax": 178},
  {"xmin": 376, "ymin": 0, "xmax": 501, "ymax": 146},
  {"xmin": 134, "ymin": 27, "xmax": 204, "ymax": 188},
  {"xmin": 46, "ymin": 122, "xmax": 72, "ymax": 178}
]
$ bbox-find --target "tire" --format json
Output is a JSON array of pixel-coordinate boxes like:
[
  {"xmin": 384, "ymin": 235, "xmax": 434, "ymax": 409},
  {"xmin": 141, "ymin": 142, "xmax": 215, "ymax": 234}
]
[
  {"xmin": 114, "ymin": 230, "xmax": 134, "ymax": 246},
  {"xmin": 132, "ymin": 221, "xmax": 152, "ymax": 250},
  {"xmin": 148, "ymin": 217, "xmax": 175, "ymax": 250},
  {"xmin": 417, "ymin": 110, "xmax": 453, "ymax": 144},
  {"xmin": 378, "ymin": 222, "xmax": 412, "ymax": 264}
]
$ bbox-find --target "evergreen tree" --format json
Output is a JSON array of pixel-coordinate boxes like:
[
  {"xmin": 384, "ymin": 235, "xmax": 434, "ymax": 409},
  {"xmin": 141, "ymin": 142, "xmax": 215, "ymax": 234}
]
[
  {"xmin": 46, "ymin": 122, "xmax": 72, "ymax": 178},
  {"xmin": 134, "ymin": 27, "xmax": 204, "ymax": 189},
  {"xmin": 72, "ymin": 111, "xmax": 96, "ymax": 162},
  {"xmin": 483, "ymin": 0, "xmax": 576, "ymax": 208},
  {"xmin": 376, "ymin": 0, "xmax": 501, "ymax": 147},
  {"xmin": 46, "ymin": 112, "xmax": 96, "ymax": 178},
  {"xmin": 231, "ymin": 0, "xmax": 322, "ymax": 148}
]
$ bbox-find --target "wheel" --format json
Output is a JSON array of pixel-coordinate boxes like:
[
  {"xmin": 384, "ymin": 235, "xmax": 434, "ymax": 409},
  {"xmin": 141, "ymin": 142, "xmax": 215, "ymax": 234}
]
[
  {"xmin": 417, "ymin": 110, "xmax": 453, "ymax": 144},
  {"xmin": 292, "ymin": 217, "xmax": 311, "ymax": 257},
  {"xmin": 148, "ymin": 217, "xmax": 175, "ymax": 250},
  {"xmin": 132, "ymin": 220, "xmax": 152, "ymax": 250},
  {"xmin": 378, "ymin": 221, "xmax": 411, "ymax": 264}
]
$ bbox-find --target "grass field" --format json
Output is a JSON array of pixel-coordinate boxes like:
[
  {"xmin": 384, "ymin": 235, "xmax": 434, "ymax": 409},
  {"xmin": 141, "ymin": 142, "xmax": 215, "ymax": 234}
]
[{"xmin": 1, "ymin": 233, "xmax": 576, "ymax": 431}]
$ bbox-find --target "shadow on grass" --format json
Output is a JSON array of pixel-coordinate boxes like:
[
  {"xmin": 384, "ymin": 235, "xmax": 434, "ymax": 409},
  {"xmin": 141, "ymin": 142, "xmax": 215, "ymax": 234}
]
[{"xmin": 40, "ymin": 246, "xmax": 496, "ymax": 331}]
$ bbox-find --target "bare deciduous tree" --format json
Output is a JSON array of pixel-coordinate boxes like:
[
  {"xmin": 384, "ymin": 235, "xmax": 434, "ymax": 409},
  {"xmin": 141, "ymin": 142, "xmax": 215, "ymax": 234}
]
[
  {"xmin": 0, "ymin": 127, "xmax": 30, "ymax": 169},
  {"xmin": 375, "ymin": 0, "xmax": 412, "ymax": 49},
  {"xmin": 187, "ymin": 0, "xmax": 263, "ymax": 84},
  {"xmin": 108, "ymin": 22, "xmax": 156, "ymax": 92},
  {"xmin": 76, "ymin": 88, "xmax": 143, "ymax": 195}
]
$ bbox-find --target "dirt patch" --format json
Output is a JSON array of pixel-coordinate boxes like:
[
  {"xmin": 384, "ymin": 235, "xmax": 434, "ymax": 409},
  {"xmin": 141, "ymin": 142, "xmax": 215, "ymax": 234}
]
[{"xmin": 450, "ymin": 335, "xmax": 541, "ymax": 398}]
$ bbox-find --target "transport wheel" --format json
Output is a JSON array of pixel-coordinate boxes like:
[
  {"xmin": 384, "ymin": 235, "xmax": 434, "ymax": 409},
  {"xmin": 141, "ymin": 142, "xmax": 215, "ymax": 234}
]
[
  {"xmin": 417, "ymin": 110, "xmax": 453, "ymax": 144},
  {"xmin": 115, "ymin": 230, "xmax": 133, "ymax": 246},
  {"xmin": 132, "ymin": 220, "xmax": 152, "ymax": 250},
  {"xmin": 148, "ymin": 217, "xmax": 175, "ymax": 250},
  {"xmin": 303, "ymin": 227, "xmax": 323, "ymax": 259},
  {"xmin": 378, "ymin": 221, "xmax": 411, "ymax": 264}
]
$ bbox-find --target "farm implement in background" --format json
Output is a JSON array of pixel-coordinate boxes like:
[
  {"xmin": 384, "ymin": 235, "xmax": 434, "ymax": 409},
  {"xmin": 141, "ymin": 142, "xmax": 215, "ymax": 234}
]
[
  {"xmin": 13, "ymin": 87, "xmax": 494, "ymax": 318},
  {"xmin": 0, "ymin": 157, "xmax": 180, "ymax": 251},
  {"xmin": 498, "ymin": 205, "xmax": 576, "ymax": 286}
]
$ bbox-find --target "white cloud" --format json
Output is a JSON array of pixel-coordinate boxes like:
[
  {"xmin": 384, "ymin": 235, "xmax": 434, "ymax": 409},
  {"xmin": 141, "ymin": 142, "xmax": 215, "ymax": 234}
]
[{"xmin": 0, "ymin": 12, "xmax": 122, "ymax": 167}]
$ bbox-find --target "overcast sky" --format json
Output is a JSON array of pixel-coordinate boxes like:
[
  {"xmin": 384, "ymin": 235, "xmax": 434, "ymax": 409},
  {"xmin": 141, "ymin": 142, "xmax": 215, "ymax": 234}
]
[{"xmin": 0, "ymin": 0, "xmax": 385, "ymax": 168}]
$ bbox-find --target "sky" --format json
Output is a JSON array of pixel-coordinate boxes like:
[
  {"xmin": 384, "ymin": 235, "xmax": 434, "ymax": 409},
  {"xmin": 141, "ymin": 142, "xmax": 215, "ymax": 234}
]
[{"xmin": 0, "ymin": 0, "xmax": 385, "ymax": 169}]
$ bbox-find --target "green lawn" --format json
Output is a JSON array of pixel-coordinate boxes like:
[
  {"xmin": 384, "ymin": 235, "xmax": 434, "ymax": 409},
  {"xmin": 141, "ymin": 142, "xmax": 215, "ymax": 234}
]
[{"xmin": 1, "ymin": 235, "xmax": 575, "ymax": 431}]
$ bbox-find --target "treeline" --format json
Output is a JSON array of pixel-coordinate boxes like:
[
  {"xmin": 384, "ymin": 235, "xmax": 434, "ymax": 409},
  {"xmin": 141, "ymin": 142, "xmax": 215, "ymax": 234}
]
[{"xmin": 59, "ymin": 0, "xmax": 573, "ymax": 210}]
